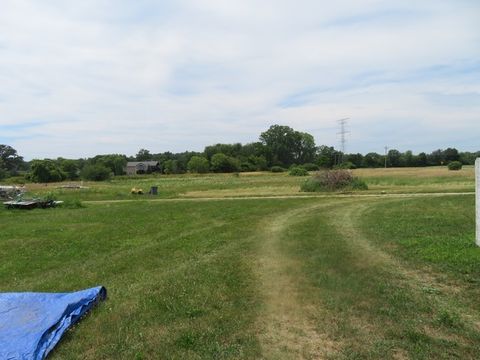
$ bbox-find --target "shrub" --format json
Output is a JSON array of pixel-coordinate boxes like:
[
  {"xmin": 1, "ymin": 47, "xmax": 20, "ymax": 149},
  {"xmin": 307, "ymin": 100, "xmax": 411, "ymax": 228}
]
[
  {"xmin": 270, "ymin": 166, "xmax": 285, "ymax": 173},
  {"xmin": 241, "ymin": 156, "xmax": 268, "ymax": 172},
  {"xmin": 301, "ymin": 163, "xmax": 319, "ymax": 171},
  {"xmin": 60, "ymin": 159, "xmax": 79, "ymax": 180},
  {"xmin": 29, "ymin": 160, "xmax": 66, "ymax": 183},
  {"xmin": 289, "ymin": 167, "xmax": 309, "ymax": 176},
  {"xmin": 301, "ymin": 170, "xmax": 368, "ymax": 192},
  {"xmin": 43, "ymin": 191, "xmax": 57, "ymax": 201},
  {"xmin": 187, "ymin": 156, "xmax": 210, "ymax": 173},
  {"xmin": 60, "ymin": 199, "xmax": 85, "ymax": 209},
  {"xmin": 80, "ymin": 164, "xmax": 111, "ymax": 181},
  {"xmin": 5, "ymin": 175, "xmax": 27, "ymax": 184},
  {"xmin": 447, "ymin": 161, "xmax": 462, "ymax": 171},
  {"xmin": 350, "ymin": 177, "xmax": 369, "ymax": 190},
  {"xmin": 334, "ymin": 161, "xmax": 356, "ymax": 169},
  {"xmin": 163, "ymin": 160, "xmax": 180, "ymax": 174},
  {"xmin": 210, "ymin": 153, "xmax": 240, "ymax": 173}
]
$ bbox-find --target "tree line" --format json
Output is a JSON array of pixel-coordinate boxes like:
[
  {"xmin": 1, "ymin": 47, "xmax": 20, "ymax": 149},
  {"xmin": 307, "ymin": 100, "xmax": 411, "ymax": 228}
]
[{"xmin": 1, "ymin": 125, "xmax": 479, "ymax": 182}]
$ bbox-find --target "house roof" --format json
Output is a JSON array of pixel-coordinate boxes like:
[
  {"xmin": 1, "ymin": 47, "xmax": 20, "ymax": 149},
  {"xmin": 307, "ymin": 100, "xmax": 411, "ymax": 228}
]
[{"xmin": 126, "ymin": 161, "xmax": 159, "ymax": 167}]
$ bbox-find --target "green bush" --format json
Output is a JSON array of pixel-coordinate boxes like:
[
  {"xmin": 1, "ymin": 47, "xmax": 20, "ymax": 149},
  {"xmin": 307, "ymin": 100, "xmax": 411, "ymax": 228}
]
[
  {"xmin": 300, "ymin": 179, "xmax": 321, "ymax": 192},
  {"xmin": 163, "ymin": 160, "xmax": 180, "ymax": 174},
  {"xmin": 43, "ymin": 191, "xmax": 58, "ymax": 201},
  {"xmin": 187, "ymin": 156, "xmax": 210, "ymax": 173},
  {"xmin": 4, "ymin": 175, "xmax": 27, "ymax": 184},
  {"xmin": 334, "ymin": 161, "xmax": 356, "ymax": 169},
  {"xmin": 447, "ymin": 161, "xmax": 462, "ymax": 171},
  {"xmin": 60, "ymin": 159, "xmax": 80, "ymax": 180},
  {"xmin": 210, "ymin": 153, "xmax": 240, "ymax": 173},
  {"xmin": 289, "ymin": 167, "xmax": 309, "ymax": 176},
  {"xmin": 301, "ymin": 170, "xmax": 368, "ymax": 192},
  {"xmin": 29, "ymin": 160, "xmax": 66, "ymax": 183},
  {"xmin": 241, "ymin": 156, "xmax": 268, "ymax": 172},
  {"xmin": 350, "ymin": 177, "xmax": 369, "ymax": 190},
  {"xmin": 301, "ymin": 163, "xmax": 319, "ymax": 171},
  {"xmin": 80, "ymin": 164, "xmax": 112, "ymax": 181},
  {"xmin": 60, "ymin": 199, "xmax": 85, "ymax": 209},
  {"xmin": 270, "ymin": 166, "xmax": 285, "ymax": 173}
]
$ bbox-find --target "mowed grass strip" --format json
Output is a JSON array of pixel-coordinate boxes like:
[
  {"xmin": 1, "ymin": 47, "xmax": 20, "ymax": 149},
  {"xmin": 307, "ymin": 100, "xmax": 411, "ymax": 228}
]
[
  {"xmin": 360, "ymin": 196, "xmax": 480, "ymax": 318},
  {"xmin": 360, "ymin": 196, "xmax": 478, "ymax": 278},
  {"xmin": 0, "ymin": 199, "xmax": 316, "ymax": 359},
  {"xmin": 278, "ymin": 197, "xmax": 480, "ymax": 359}
]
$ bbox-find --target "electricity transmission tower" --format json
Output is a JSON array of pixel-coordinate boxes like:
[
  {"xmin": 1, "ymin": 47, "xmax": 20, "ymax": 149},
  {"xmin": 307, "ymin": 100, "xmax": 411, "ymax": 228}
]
[{"xmin": 337, "ymin": 118, "xmax": 350, "ymax": 164}]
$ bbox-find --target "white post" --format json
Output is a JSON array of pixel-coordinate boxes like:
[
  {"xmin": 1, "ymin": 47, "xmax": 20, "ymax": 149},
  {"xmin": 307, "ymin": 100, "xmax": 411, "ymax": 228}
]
[{"xmin": 476, "ymin": 158, "xmax": 480, "ymax": 247}]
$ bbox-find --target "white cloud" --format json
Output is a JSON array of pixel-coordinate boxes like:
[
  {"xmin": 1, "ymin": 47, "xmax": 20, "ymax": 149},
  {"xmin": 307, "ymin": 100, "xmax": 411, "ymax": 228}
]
[{"xmin": 0, "ymin": 0, "xmax": 479, "ymax": 158}]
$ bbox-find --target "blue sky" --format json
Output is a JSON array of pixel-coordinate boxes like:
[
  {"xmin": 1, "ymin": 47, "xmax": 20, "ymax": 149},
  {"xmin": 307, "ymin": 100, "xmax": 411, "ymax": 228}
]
[{"xmin": 0, "ymin": 0, "xmax": 479, "ymax": 159}]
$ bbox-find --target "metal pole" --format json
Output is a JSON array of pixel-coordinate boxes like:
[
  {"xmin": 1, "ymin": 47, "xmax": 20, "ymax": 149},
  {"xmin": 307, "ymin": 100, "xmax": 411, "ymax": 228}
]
[
  {"xmin": 384, "ymin": 146, "xmax": 388, "ymax": 168},
  {"xmin": 476, "ymin": 158, "xmax": 480, "ymax": 246}
]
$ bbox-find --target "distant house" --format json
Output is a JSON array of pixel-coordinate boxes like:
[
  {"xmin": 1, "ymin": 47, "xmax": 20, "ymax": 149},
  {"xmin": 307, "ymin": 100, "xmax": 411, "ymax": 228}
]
[{"xmin": 125, "ymin": 161, "xmax": 160, "ymax": 175}]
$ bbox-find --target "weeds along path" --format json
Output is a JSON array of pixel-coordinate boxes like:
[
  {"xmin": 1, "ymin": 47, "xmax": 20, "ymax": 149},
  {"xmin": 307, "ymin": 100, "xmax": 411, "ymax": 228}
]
[
  {"xmin": 325, "ymin": 199, "xmax": 480, "ymax": 354},
  {"xmin": 329, "ymin": 199, "xmax": 480, "ymax": 323},
  {"xmin": 254, "ymin": 195, "xmax": 480, "ymax": 359},
  {"xmin": 255, "ymin": 200, "xmax": 341, "ymax": 359}
]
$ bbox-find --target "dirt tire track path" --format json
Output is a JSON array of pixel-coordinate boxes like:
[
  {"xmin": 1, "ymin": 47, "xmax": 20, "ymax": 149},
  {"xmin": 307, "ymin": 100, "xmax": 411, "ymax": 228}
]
[
  {"xmin": 254, "ymin": 196, "xmax": 480, "ymax": 359},
  {"xmin": 255, "ymin": 202, "xmax": 341, "ymax": 360},
  {"xmin": 328, "ymin": 199, "xmax": 480, "ymax": 335}
]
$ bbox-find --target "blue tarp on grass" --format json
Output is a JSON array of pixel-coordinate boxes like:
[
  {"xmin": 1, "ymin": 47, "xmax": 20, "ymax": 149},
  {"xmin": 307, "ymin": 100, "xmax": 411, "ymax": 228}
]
[{"xmin": 0, "ymin": 286, "xmax": 106, "ymax": 360}]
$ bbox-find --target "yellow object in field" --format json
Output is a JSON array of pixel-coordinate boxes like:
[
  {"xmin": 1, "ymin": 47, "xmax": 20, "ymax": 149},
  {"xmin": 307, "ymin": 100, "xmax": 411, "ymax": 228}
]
[{"xmin": 131, "ymin": 187, "xmax": 143, "ymax": 195}]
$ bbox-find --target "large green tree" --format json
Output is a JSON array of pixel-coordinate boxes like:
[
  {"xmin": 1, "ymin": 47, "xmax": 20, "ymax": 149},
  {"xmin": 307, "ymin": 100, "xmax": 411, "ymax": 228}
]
[
  {"xmin": 362, "ymin": 152, "xmax": 383, "ymax": 168},
  {"xmin": 136, "ymin": 149, "xmax": 152, "ymax": 161},
  {"xmin": 204, "ymin": 143, "xmax": 242, "ymax": 160},
  {"xmin": 80, "ymin": 164, "xmax": 111, "ymax": 181},
  {"xmin": 163, "ymin": 159, "xmax": 180, "ymax": 174},
  {"xmin": 316, "ymin": 145, "xmax": 339, "ymax": 168},
  {"xmin": 187, "ymin": 156, "xmax": 210, "ymax": 173},
  {"xmin": 443, "ymin": 148, "xmax": 460, "ymax": 163},
  {"xmin": 92, "ymin": 154, "xmax": 127, "ymax": 176},
  {"xmin": 29, "ymin": 159, "xmax": 66, "ymax": 183},
  {"xmin": 59, "ymin": 159, "xmax": 80, "ymax": 180},
  {"xmin": 387, "ymin": 149, "xmax": 403, "ymax": 167},
  {"xmin": 0, "ymin": 144, "xmax": 24, "ymax": 174},
  {"xmin": 259, "ymin": 125, "xmax": 316, "ymax": 166},
  {"xmin": 0, "ymin": 159, "xmax": 7, "ymax": 180},
  {"xmin": 210, "ymin": 153, "xmax": 240, "ymax": 173}
]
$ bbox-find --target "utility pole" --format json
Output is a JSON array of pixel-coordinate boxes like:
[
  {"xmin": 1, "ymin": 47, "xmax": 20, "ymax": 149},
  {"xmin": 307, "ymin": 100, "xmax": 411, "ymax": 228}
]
[
  {"xmin": 337, "ymin": 118, "xmax": 350, "ymax": 164},
  {"xmin": 384, "ymin": 146, "xmax": 389, "ymax": 168}
]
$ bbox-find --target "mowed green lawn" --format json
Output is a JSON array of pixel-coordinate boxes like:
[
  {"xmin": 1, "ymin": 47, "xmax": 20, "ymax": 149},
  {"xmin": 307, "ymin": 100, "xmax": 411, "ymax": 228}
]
[{"xmin": 1, "ymin": 170, "xmax": 479, "ymax": 359}]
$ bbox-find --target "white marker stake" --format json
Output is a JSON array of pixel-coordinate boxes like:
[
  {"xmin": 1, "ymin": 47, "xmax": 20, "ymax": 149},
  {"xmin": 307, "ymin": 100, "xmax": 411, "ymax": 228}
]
[{"xmin": 477, "ymin": 158, "xmax": 480, "ymax": 247}]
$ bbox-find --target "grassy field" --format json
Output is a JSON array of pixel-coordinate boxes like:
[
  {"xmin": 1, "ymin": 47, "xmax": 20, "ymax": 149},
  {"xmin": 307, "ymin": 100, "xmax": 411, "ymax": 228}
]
[
  {"xmin": 0, "ymin": 167, "xmax": 478, "ymax": 359},
  {"xmin": 14, "ymin": 165, "xmax": 475, "ymax": 202}
]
